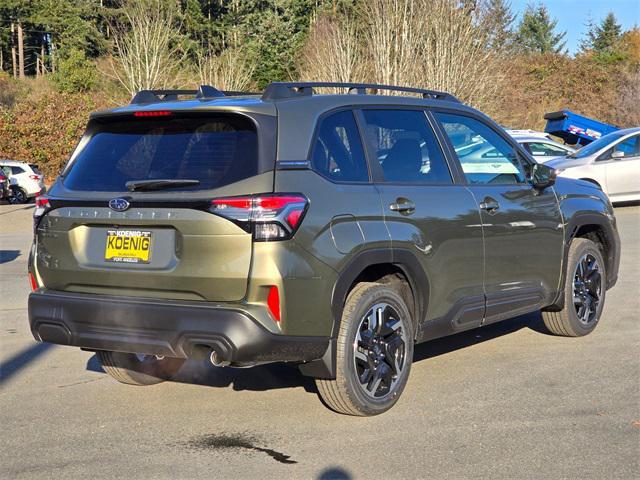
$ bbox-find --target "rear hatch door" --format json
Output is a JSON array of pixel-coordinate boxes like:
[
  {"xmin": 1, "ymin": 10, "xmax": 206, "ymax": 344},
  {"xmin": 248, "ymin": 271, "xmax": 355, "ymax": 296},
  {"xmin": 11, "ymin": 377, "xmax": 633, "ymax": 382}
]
[{"xmin": 36, "ymin": 110, "xmax": 276, "ymax": 301}]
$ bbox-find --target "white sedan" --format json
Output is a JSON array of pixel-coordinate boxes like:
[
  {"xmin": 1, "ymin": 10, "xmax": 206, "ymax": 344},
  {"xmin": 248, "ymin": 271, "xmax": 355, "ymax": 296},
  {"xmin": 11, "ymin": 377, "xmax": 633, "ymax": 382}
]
[{"xmin": 547, "ymin": 127, "xmax": 640, "ymax": 204}]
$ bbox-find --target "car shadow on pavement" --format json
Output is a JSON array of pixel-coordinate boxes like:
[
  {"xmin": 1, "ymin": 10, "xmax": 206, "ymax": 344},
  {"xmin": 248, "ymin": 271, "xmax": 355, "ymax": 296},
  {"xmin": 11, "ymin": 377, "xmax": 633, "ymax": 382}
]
[
  {"xmin": 176, "ymin": 360, "xmax": 322, "ymax": 393},
  {"xmin": 413, "ymin": 310, "xmax": 551, "ymax": 362},
  {"xmin": 0, "ymin": 204, "xmax": 34, "ymax": 214},
  {"xmin": 85, "ymin": 311, "xmax": 551, "ymax": 394},
  {"xmin": 86, "ymin": 353, "xmax": 320, "ymax": 393},
  {"xmin": 0, "ymin": 250, "xmax": 21, "ymax": 264},
  {"xmin": 1, "ymin": 342, "xmax": 55, "ymax": 385}
]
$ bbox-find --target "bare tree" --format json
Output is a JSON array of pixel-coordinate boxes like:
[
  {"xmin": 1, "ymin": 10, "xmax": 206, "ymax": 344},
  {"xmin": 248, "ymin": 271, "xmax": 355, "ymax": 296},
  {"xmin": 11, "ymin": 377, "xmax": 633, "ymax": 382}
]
[
  {"xmin": 108, "ymin": 0, "xmax": 186, "ymax": 97},
  {"xmin": 196, "ymin": 47, "xmax": 255, "ymax": 92},
  {"xmin": 362, "ymin": 0, "xmax": 423, "ymax": 89},
  {"xmin": 418, "ymin": 0, "xmax": 503, "ymax": 107},
  {"xmin": 299, "ymin": 13, "xmax": 365, "ymax": 89},
  {"xmin": 300, "ymin": 0, "xmax": 503, "ymax": 108}
]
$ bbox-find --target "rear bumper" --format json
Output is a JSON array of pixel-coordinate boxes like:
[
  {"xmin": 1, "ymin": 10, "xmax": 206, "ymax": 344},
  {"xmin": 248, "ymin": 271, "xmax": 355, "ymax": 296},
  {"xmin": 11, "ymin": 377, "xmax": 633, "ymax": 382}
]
[
  {"xmin": 21, "ymin": 180, "xmax": 42, "ymax": 197},
  {"xmin": 28, "ymin": 290, "xmax": 328, "ymax": 364}
]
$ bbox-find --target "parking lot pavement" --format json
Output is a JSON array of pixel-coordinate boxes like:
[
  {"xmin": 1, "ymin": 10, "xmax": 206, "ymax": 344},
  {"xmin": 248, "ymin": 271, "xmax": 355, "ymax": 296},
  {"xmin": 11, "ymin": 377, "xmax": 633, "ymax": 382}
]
[{"xmin": 1, "ymin": 203, "xmax": 638, "ymax": 480}]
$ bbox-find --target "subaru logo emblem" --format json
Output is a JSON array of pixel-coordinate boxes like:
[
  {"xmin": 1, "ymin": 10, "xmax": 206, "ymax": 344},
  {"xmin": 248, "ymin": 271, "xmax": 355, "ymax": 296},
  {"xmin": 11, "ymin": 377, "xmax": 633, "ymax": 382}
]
[{"xmin": 109, "ymin": 198, "xmax": 130, "ymax": 212}]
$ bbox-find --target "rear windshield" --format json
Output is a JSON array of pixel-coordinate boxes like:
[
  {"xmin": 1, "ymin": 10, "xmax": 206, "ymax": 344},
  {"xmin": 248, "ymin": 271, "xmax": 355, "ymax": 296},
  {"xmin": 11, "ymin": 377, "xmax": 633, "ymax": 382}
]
[
  {"xmin": 63, "ymin": 115, "xmax": 258, "ymax": 192},
  {"xmin": 29, "ymin": 164, "xmax": 42, "ymax": 175}
]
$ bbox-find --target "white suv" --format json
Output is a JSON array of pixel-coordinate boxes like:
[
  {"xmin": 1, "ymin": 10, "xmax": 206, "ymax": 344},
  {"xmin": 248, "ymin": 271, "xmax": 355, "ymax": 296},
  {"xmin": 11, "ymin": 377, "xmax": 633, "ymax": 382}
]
[{"xmin": 0, "ymin": 160, "xmax": 46, "ymax": 203}]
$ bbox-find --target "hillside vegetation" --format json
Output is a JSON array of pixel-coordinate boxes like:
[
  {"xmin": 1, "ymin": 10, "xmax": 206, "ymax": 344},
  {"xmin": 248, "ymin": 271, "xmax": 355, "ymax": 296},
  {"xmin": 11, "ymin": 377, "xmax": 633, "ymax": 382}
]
[{"xmin": 0, "ymin": 0, "xmax": 638, "ymax": 180}]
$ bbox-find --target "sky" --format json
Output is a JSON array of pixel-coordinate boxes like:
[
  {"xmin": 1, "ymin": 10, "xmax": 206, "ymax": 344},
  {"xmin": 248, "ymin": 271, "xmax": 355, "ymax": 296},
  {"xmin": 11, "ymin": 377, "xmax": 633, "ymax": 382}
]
[{"xmin": 509, "ymin": 0, "xmax": 640, "ymax": 55}]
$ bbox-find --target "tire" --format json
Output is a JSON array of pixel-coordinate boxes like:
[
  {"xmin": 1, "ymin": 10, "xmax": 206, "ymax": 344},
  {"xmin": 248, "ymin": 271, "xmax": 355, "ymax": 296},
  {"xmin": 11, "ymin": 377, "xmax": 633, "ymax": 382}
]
[
  {"xmin": 9, "ymin": 187, "xmax": 28, "ymax": 204},
  {"xmin": 96, "ymin": 351, "xmax": 185, "ymax": 386},
  {"xmin": 316, "ymin": 282, "xmax": 414, "ymax": 416},
  {"xmin": 542, "ymin": 238, "xmax": 606, "ymax": 337}
]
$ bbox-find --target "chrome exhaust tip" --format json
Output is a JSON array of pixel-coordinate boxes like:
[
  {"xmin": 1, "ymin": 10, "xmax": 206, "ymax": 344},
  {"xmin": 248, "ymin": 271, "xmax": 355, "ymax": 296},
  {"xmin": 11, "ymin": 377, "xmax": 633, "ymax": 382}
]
[{"xmin": 210, "ymin": 349, "xmax": 230, "ymax": 367}]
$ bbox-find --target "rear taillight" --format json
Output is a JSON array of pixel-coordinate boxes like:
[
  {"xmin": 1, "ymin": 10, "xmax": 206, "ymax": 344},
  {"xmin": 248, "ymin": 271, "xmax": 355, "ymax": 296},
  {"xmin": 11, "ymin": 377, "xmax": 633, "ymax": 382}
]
[
  {"xmin": 33, "ymin": 196, "xmax": 51, "ymax": 231},
  {"xmin": 210, "ymin": 193, "xmax": 308, "ymax": 241}
]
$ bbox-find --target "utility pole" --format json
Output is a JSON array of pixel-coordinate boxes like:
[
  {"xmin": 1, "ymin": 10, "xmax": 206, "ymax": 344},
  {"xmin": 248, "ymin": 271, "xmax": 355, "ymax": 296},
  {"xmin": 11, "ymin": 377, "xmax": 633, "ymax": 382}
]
[
  {"xmin": 41, "ymin": 43, "xmax": 46, "ymax": 75},
  {"xmin": 11, "ymin": 23, "xmax": 17, "ymax": 78},
  {"xmin": 51, "ymin": 41, "xmax": 56, "ymax": 73},
  {"xmin": 18, "ymin": 21, "xmax": 25, "ymax": 79}
]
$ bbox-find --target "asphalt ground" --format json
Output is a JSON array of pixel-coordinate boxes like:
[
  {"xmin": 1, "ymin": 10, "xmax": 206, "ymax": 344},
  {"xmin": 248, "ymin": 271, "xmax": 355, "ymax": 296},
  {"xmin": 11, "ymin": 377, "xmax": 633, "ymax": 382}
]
[{"xmin": 1, "ymin": 202, "xmax": 639, "ymax": 479}]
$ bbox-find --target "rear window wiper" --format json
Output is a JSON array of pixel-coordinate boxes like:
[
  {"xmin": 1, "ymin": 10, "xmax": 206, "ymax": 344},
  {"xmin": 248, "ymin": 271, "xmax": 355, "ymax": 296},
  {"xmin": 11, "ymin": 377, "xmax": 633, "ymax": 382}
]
[{"xmin": 125, "ymin": 179, "xmax": 200, "ymax": 191}]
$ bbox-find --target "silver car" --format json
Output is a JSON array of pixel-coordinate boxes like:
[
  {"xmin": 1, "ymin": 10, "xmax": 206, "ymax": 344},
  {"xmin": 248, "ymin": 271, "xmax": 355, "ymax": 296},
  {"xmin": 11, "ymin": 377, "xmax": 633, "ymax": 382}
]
[
  {"xmin": 452, "ymin": 132, "xmax": 574, "ymax": 169},
  {"xmin": 510, "ymin": 134, "xmax": 575, "ymax": 162},
  {"xmin": 547, "ymin": 127, "xmax": 640, "ymax": 204}
]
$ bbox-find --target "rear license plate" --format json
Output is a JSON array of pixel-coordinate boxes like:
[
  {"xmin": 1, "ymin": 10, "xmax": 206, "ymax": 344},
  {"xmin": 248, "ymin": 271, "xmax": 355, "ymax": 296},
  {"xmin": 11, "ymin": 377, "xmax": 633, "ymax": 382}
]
[{"xmin": 105, "ymin": 229, "xmax": 152, "ymax": 264}]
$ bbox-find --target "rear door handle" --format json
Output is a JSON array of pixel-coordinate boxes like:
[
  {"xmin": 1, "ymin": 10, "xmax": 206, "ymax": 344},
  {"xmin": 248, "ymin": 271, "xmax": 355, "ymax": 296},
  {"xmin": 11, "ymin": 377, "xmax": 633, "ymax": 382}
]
[
  {"xmin": 479, "ymin": 199, "xmax": 500, "ymax": 214},
  {"xmin": 389, "ymin": 198, "xmax": 416, "ymax": 215}
]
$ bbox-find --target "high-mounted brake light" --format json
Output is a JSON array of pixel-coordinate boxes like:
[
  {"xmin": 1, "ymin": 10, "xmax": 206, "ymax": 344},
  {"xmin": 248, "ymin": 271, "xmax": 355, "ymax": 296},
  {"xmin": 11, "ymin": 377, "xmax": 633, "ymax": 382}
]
[
  {"xmin": 133, "ymin": 111, "xmax": 172, "ymax": 117},
  {"xmin": 210, "ymin": 193, "xmax": 308, "ymax": 241}
]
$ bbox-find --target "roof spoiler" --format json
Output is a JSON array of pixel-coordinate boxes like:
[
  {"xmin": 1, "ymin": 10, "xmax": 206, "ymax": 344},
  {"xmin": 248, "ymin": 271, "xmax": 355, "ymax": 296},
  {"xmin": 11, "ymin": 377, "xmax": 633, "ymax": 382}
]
[
  {"xmin": 261, "ymin": 82, "xmax": 461, "ymax": 103},
  {"xmin": 130, "ymin": 85, "xmax": 225, "ymax": 105}
]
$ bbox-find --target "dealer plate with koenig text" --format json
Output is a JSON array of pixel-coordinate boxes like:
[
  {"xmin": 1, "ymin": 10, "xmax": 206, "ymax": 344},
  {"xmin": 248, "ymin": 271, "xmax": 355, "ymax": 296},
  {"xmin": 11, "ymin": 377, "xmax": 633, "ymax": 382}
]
[{"xmin": 104, "ymin": 229, "xmax": 152, "ymax": 264}]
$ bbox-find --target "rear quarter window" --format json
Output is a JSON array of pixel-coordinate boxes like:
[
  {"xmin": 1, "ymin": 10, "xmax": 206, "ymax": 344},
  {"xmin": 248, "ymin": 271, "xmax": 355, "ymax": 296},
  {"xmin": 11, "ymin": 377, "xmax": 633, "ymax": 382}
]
[
  {"xmin": 310, "ymin": 110, "xmax": 369, "ymax": 182},
  {"xmin": 63, "ymin": 115, "xmax": 259, "ymax": 192}
]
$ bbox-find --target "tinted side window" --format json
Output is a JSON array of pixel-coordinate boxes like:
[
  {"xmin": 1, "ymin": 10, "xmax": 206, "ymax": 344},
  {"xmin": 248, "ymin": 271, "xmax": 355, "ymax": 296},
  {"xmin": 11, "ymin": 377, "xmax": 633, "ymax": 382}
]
[
  {"xmin": 435, "ymin": 112, "xmax": 527, "ymax": 185},
  {"xmin": 613, "ymin": 135, "xmax": 640, "ymax": 156},
  {"xmin": 11, "ymin": 166, "xmax": 25, "ymax": 174},
  {"xmin": 361, "ymin": 109, "xmax": 451, "ymax": 184},
  {"xmin": 598, "ymin": 134, "xmax": 640, "ymax": 161},
  {"xmin": 310, "ymin": 110, "xmax": 368, "ymax": 182},
  {"xmin": 527, "ymin": 141, "xmax": 571, "ymax": 157}
]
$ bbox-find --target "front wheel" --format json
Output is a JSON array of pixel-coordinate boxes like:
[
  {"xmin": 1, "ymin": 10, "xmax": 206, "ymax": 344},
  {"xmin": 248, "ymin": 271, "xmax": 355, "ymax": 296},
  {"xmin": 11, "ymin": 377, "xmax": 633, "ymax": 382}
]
[
  {"xmin": 96, "ymin": 351, "xmax": 185, "ymax": 385},
  {"xmin": 316, "ymin": 282, "xmax": 414, "ymax": 416},
  {"xmin": 542, "ymin": 238, "xmax": 606, "ymax": 337}
]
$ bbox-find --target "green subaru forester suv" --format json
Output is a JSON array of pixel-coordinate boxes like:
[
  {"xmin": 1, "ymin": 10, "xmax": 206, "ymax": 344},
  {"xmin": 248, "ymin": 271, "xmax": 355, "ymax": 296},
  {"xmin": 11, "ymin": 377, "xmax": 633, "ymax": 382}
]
[{"xmin": 28, "ymin": 82, "xmax": 620, "ymax": 416}]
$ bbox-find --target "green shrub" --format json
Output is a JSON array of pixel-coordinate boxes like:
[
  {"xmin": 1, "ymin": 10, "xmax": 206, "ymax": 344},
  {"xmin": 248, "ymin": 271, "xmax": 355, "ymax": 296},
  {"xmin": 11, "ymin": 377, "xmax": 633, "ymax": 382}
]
[{"xmin": 52, "ymin": 49, "xmax": 97, "ymax": 93}]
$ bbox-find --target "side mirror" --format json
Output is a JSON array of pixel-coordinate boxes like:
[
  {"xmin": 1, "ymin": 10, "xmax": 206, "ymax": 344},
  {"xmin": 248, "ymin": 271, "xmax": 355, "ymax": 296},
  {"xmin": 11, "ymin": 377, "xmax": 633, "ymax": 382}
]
[
  {"xmin": 530, "ymin": 163, "xmax": 556, "ymax": 189},
  {"xmin": 611, "ymin": 151, "xmax": 625, "ymax": 159}
]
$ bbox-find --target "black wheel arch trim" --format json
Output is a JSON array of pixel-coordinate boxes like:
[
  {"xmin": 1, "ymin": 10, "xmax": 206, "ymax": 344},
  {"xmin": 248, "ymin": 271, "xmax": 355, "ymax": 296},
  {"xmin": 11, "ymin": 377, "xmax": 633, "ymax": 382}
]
[
  {"xmin": 300, "ymin": 247, "xmax": 429, "ymax": 380},
  {"xmin": 547, "ymin": 212, "xmax": 620, "ymax": 310},
  {"xmin": 330, "ymin": 247, "xmax": 429, "ymax": 338}
]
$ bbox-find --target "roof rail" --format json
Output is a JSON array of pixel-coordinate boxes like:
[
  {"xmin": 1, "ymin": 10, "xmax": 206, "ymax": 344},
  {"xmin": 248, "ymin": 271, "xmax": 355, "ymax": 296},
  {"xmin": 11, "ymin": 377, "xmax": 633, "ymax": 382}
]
[
  {"xmin": 261, "ymin": 82, "xmax": 461, "ymax": 103},
  {"xmin": 130, "ymin": 85, "xmax": 224, "ymax": 105}
]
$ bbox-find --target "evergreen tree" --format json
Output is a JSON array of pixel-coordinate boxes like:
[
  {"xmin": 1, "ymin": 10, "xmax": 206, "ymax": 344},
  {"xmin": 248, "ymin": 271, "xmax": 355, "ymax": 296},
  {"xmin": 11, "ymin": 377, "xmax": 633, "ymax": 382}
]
[
  {"xmin": 31, "ymin": 0, "xmax": 105, "ymax": 57},
  {"xmin": 483, "ymin": 0, "xmax": 516, "ymax": 52},
  {"xmin": 516, "ymin": 3, "xmax": 566, "ymax": 54},
  {"xmin": 241, "ymin": 0, "xmax": 329, "ymax": 87},
  {"xmin": 583, "ymin": 12, "xmax": 622, "ymax": 53}
]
